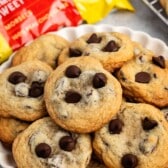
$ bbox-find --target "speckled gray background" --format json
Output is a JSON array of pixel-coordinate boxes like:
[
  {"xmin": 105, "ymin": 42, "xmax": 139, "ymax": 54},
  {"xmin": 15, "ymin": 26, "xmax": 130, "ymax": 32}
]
[{"xmin": 98, "ymin": 0, "xmax": 168, "ymax": 45}]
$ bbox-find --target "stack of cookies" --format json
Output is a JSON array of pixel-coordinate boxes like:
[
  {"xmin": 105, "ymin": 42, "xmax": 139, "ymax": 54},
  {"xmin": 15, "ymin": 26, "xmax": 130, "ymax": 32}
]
[{"xmin": 0, "ymin": 30, "xmax": 168, "ymax": 168}]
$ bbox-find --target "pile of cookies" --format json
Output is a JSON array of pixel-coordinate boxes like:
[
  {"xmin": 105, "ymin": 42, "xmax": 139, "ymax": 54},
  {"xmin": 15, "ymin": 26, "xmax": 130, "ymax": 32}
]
[{"xmin": 0, "ymin": 30, "xmax": 168, "ymax": 168}]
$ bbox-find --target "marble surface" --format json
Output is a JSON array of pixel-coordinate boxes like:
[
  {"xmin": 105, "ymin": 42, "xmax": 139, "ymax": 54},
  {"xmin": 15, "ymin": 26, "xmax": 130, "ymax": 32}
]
[{"xmin": 98, "ymin": 0, "xmax": 168, "ymax": 45}]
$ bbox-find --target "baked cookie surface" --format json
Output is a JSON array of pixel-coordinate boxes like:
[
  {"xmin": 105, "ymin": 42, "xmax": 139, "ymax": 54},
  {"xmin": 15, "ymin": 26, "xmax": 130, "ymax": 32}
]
[
  {"xmin": 58, "ymin": 32, "xmax": 134, "ymax": 72},
  {"xmin": 11, "ymin": 34, "xmax": 69, "ymax": 69},
  {"xmin": 93, "ymin": 102, "xmax": 168, "ymax": 168},
  {"xmin": 117, "ymin": 54, "xmax": 168, "ymax": 107},
  {"xmin": 0, "ymin": 61, "xmax": 52, "ymax": 121},
  {"xmin": 12, "ymin": 117, "xmax": 92, "ymax": 168},
  {"xmin": 132, "ymin": 41, "xmax": 154, "ymax": 60},
  {"xmin": 0, "ymin": 117, "xmax": 29, "ymax": 144},
  {"xmin": 45, "ymin": 57, "xmax": 122, "ymax": 133}
]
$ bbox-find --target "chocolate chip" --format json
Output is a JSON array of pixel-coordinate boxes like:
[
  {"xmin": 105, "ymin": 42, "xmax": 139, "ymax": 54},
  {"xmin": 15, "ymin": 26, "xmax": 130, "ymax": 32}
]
[
  {"xmin": 92, "ymin": 73, "xmax": 107, "ymax": 88},
  {"xmin": 86, "ymin": 33, "xmax": 102, "ymax": 43},
  {"xmin": 109, "ymin": 119, "xmax": 124, "ymax": 134},
  {"xmin": 102, "ymin": 40, "xmax": 120, "ymax": 52},
  {"xmin": 135, "ymin": 72, "xmax": 151, "ymax": 83},
  {"xmin": 152, "ymin": 56, "xmax": 165, "ymax": 68},
  {"xmin": 69, "ymin": 48, "xmax": 82, "ymax": 57},
  {"xmin": 8, "ymin": 71, "xmax": 27, "ymax": 84},
  {"xmin": 142, "ymin": 117, "xmax": 158, "ymax": 131},
  {"xmin": 35, "ymin": 143, "xmax": 51, "ymax": 158},
  {"xmin": 65, "ymin": 91, "xmax": 81, "ymax": 103},
  {"xmin": 29, "ymin": 82, "xmax": 44, "ymax": 98},
  {"xmin": 59, "ymin": 135, "xmax": 76, "ymax": 151},
  {"xmin": 121, "ymin": 154, "xmax": 138, "ymax": 168},
  {"xmin": 65, "ymin": 65, "xmax": 81, "ymax": 78}
]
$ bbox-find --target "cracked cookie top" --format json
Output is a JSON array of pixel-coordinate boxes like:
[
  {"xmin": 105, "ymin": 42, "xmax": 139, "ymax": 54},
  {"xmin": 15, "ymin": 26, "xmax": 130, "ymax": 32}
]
[
  {"xmin": 93, "ymin": 102, "xmax": 168, "ymax": 168},
  {"xmin": 0, "ymin": 60, "xmax": 52, "ymax": 121},
  {"xmin": 44, "ymin": 57, "xmax": 122, "ymax": 133},
  {"xmin": 11, "ymin": 34, "xmax": 69, "ymax": 69},
  {"xmin": 58, "ymin": 32, "xmax": 134, "ymax": 72},
  {"xmin": 12, "ymin": 117, "xmax": 92, "ymax": 168}
]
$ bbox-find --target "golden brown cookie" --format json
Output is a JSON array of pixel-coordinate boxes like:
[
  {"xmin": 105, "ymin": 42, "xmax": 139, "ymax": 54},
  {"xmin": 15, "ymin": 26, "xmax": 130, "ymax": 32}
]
[
  {"xmin": 44, "ymin": 57, "xmax": 122, "ymax": 133},
  {"xmin": 93, "ymin": 102, "xmax": 168, "ymax": 168},
  {"xmin": 0, "ymin": 60, "xmax": 52, "ymax": 121},
  {"xmin": 11, "ymin": 34, "xmax": 69, "ymax": 69},
  {"xmin": 13, "ymin": 117, "xmax": 92, "ymax": 168},
  {"xmin": 58, "ymin": 32, "xmax": 134, "ymax": 72},
  {"xmin": 0, "ymin": 117, "xmax": 29, "ymax": 144},
  {"xmin": 117, "ymin": 53, "xmax": 168, "ymax": 107}
]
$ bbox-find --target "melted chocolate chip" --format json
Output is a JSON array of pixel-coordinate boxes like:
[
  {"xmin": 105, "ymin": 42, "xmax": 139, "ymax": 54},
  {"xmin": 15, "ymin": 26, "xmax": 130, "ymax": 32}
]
[
  {"xmin": 8, "ymin": 71, "xmax": 27, "ymax": 84},
  {"xmin": 152, "ymin": 56, "xmax": 165, "ymax": 68},
  {"xmin": 109, "ymin": 119, "xmax": 124, "ymax": 134},
  {"xmin": 35, "ymin": 143, "xmax": 51, "ymax": 158},
  {"xmin": 86, "ymin": 33, "xmax": 102, "ymax": 43},
  {"xmin": 65, "ymin": 65, "xmax": 81, "ymax": 78},
  {"xmin": 29, "ymin": 82, "xmax": 44, "ymax": 98},
  {"xmin": 135, "ymin": 72, "xmax": 151, "ymax": 83},
  {"xmin": 59, "ymin": 135, "xmax": 76, "ymax": 151},
  {"xmin": 69, "ymin": 48, "xmax": 82, "ymax": 57},
  {"xmin": 121, "ymin": 154, "xmax": 138, "ymax": 168},
  {"xmin": 65, "ymin": 91, "xmax": 81, "ymax": 103},
  {"xmin": 142, "ymin": 117, "xmax": 158, "ymax": 131},
  {"xmin": 92, "ymin": 73, "xmax": 107, "ymax": 88},
  {"xmin": 102, "ymin": 40, "xmax": 120, "ymax": 52}
]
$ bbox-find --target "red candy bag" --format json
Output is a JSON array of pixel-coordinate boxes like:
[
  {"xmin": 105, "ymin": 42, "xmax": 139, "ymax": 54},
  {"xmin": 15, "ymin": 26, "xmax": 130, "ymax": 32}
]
[{"xmin": 0, "ymin": 0, "xmax": 82, "ymax": 64}]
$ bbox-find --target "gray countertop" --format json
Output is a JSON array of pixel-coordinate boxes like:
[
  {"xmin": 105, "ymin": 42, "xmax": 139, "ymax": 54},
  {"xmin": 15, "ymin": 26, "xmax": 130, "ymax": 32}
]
[{"xmin": 98, "ymin": 0, "xmax": 168, "ymax": 45}]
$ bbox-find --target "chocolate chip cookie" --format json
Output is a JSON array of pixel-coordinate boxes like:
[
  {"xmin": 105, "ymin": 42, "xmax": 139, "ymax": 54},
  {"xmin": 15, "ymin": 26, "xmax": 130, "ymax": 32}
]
[
  {"xmin": 117, "ymin": 54, "xmax": 168, "ymax": 107},
  {"xmin": 11, "ymin": 34, "xmax": 69, "ymax": 69},
  {"xmin": 58, "ymin": 32, "xmax": 134, "ymax": 72},
  {"xmin": 12, "ymin": 117, "xmax": 92, "ymax": 168},
  {"xmin": 93, "ymin": 102, "xmax": 168, "ymax": 168},
  {"xmin": 0, "ymin": 61, "xmax": 52, "ymax": 121},
  {"xmin": 0, "ymin": 117, "xmax": 29, "ymax": 144},
  {"xmin": 44, "ymin": 57, "xmax": 122, "ymax": 133}
]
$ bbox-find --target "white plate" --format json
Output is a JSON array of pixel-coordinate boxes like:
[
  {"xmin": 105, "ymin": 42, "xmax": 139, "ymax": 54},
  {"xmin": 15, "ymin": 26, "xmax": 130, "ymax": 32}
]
[{"xmin": 0, "ymin": 24, "xmax": 168, "ymax": 168}]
